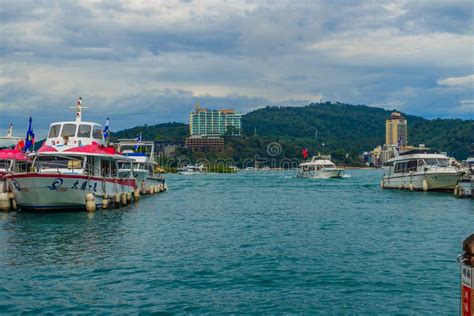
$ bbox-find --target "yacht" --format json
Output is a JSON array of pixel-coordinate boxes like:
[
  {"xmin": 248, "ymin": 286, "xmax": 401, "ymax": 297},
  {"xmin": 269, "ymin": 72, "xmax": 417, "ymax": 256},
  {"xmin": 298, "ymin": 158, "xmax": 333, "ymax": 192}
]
[
  {"xmin": 381, "ymin": 149, "xmax": 464, "ymax": 192},
  {"xmin": 118, "ymin": 140, "xmax": 166, "ymax": 194},
  {"xmin": 6, "ymin": 99, "xmax": 137, "ymax": 211},
  {"xmin": 297, "ymin": 155, "xmax": 344, "ymax": 178},
  {"xmin": 177, "ymin": 163, "xmax": 207, "ymax": 175}
]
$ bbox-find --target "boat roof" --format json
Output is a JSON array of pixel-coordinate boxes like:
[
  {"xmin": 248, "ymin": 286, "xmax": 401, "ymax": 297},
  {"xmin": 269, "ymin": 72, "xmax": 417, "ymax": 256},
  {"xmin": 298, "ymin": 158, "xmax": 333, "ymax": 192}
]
[
  {"xmin": 0, "ymin": 149, "xmax": 28, "ymax": 161},
  {"xmin": 36, "ymin": 142, "xmax": 133, "ymax": 161},
  {"xmin": 399, "ymin": 149, "xmax": 439, "ymax": 156},
  {"xmin": 299, "ymin": 159, "xmax": 335, "ymax": 167},
  {"xmin": 388, "ymin": 152, "xmax": 449, "ymax": 162}
]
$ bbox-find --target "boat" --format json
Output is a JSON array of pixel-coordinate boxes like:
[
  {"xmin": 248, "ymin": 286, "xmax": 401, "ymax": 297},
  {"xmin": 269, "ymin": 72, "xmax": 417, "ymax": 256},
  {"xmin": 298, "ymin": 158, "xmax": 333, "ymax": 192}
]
[
  {"xmin": 177, "ymin": 163, "xmax": 207, "ymax": 175},
  {"xmin": 117, "ymin": 140, "xmax": 166, "ymax": 194},
  {"xmin": 297, "ymin": 155, "xmax": 344, "ymax": 178},
  {"xmin": 455, "ymin": 158, "xmax": 473, "ymax": 198},
  {"xmin": 381, "ymin": 149, "xmax": 464, "ymax": 192},
  {"xmin": 0, "ymin": 129, "xmax": 29, "ymax": 194},
  {"xmin": 6, "ymin": 98, "xmax": 137, "ymax": 211}
]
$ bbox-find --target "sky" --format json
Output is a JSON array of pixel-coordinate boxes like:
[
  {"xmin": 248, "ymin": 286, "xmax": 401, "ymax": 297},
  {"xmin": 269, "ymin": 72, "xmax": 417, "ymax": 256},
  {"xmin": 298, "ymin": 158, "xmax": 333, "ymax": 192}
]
[{"xmin": 0, "ymin": 0, "xmax": 473, "ymax": 137}]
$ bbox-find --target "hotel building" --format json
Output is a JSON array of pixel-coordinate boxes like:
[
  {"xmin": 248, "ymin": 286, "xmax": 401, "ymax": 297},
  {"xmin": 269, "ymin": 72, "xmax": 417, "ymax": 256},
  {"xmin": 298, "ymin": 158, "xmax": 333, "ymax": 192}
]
[
  {"xmin": 385, "ymin": 111, "xmax": 408, "ymax": 147},
  {"xmin": 189, "ymin": 105, "xmax": 242, "ymax": 137}
]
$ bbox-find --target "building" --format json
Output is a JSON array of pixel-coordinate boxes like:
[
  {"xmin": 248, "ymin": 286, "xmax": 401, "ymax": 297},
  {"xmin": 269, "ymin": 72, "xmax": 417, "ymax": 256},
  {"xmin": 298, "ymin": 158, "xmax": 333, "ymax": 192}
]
[
  {"xmin": 189, "ymin": 103, "xmax": 242, "ymax": 137},
  {"xmin": 185, "ymin": 136, "xmax": 224, "ymax": 152},
  {"xmin": 385, "ymin": 112, "xmax": 408, "ymax": 147}
]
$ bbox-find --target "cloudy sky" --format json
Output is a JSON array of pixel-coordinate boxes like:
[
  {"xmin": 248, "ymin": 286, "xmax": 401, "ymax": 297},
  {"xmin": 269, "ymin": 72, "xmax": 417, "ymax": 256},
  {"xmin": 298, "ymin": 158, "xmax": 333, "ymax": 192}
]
[{"xmin": 0, "ymin": 0, "xmax": 473, "ymax": 136}]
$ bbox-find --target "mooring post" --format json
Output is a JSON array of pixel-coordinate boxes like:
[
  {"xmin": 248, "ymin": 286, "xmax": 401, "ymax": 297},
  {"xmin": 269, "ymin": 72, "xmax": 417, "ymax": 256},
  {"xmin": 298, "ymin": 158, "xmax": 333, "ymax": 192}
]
[{"xmin": 459, "ymin": 234, "xmax": 474, "ymax": 316}]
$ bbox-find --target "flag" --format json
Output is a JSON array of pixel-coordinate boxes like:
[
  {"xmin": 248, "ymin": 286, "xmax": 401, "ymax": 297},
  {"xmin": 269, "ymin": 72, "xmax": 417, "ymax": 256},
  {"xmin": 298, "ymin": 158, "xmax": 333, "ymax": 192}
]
[
  {"xmin": 134, "ymin": 133, "xmax": 142, "ymax": 151},
  {"xmin": 24, "ymin": 116, "xmax": 35, "ymax": 152},
  {"xmin": 103, "ymin": 117, "xmax": 110, "ymax": 140},
  {"xmin": 302, "ymin": 148, "xmax": 309, "ymax": 159}
]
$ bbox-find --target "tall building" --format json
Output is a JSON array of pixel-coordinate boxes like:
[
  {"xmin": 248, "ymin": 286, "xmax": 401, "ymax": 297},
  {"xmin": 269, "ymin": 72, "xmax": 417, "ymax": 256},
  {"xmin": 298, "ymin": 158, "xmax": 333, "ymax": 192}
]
[
  {"xmin": 189, "ymin": 103, "xmax": 242, "ymax": 137},
  {"xmin": 385, "ymin": 112, "xmax": 407, "ymax": 147}
]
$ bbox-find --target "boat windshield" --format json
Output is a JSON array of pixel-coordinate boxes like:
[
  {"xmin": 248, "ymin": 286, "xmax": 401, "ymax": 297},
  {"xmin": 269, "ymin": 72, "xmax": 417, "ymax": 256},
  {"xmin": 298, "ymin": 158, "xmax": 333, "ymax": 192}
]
[
  {"xmin": 34, "ymin": 155, "xmax": 85, "ymax": 173},
  {"xmin": 423, "ymin": 158, "xmax": 449, "ymax": 167}
]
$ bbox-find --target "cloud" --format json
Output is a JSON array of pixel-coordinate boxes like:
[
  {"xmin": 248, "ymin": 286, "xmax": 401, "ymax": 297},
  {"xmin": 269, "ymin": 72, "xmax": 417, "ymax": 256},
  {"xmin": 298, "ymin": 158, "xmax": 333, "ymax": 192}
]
[
  {"xmin": 0, "ymin": 0, "xmax": 473, "ymax": 135},
  {"xmin": 437, "ymin": 74, "xmax": 474, "ymax": 87}
]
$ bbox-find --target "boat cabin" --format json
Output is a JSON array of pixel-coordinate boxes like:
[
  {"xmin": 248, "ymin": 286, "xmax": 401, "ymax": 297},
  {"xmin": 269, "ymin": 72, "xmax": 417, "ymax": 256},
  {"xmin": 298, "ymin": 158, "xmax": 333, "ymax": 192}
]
[
  {"xmin": 384, "ymin": 154, "xmax": 451, "ymax": 176},
  {"xmin": 45, "ymin": 121, "xmax": 105, "ymax": 148}
]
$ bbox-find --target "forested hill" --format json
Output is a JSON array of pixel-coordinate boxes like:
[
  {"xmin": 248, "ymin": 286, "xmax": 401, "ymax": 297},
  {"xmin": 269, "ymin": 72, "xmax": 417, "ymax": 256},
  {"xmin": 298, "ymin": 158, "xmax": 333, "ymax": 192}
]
[
  {"xmin": 113, "ymin": 103, "xmax": 473, "ymax": 160},
  {"xmin": 243, "ymin": 103, "xmax": 473, "ymax": 159}
]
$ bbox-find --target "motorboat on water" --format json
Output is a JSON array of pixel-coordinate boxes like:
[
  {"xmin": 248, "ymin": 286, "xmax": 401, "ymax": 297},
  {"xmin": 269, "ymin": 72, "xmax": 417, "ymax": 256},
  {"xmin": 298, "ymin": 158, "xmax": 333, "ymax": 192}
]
[
  {"xmin": 177, "ymin": 163, "xmax": 207, "ymax": 175},
  {"xmin": 297, "ymin": 155, "xmax": 344, "ymax": 178},
  {"xmin": 381, "ymin": 149, "xmax": 464, "ymax": 192},
  {"xmin": 455, "ymin": 158, "xmax": 473, "ymax": 198},
  {"xmin": 6, "ymin": 99, "xmax": 137, "ymax": 211},
  {"xmin": 118, "ymin": 140, "xmax": 166, "ymax": 194}
]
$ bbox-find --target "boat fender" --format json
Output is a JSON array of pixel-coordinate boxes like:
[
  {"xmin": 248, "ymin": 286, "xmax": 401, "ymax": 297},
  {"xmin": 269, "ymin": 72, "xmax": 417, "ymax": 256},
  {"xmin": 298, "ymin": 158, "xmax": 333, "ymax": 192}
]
[
  {"xmin": 164, "ymin": 183, "xmax": 168, "ymax": 191},
  {"xmin": 409, "ymin": 183, "xmax": 414, "ymax": 191},
  {"xmin": 85, "ymin": 193, "xmax": 96, "ymax": 212},
  {"xmin": 454, "ymin": 185, "xmax": 459, "ymax": 196},
  {"xmin": 380, "ymin": 181, "xmax": 384, "ymax": 189},
  {"xmin": 422, "ymin": 179, "xmax": 429, "ymax": 192},
  {"xmin": 134, "ymin": 189, "xmax": 140, "ymax": 201},
  {"xmin": 7, "ymin": 191, "xmax": 17, "ymax": 210},
  {"xmin": 114, "ymin": 193, "xmax": 120, "ymax": 208},
  {"xmin": 126, "ymin": 192, "xmax": 132, "ymax": 204},
  {"xmin": 141, "ymin": 181, "xmax": 145, "ymax": 193},
  {"xmin": 120, "ymin": 192, "xmax": 127, "ymax": 206},
  {"xmin": 102, "ymin": 194, "xmax": 108, "ymax": 209},
  {"xmin": 0, "ymin": 192, "xmax": 11, "ymax": 212},
  {"xmin": 458, "ymin": 186, "xmax": 464, "ymax": 197}
]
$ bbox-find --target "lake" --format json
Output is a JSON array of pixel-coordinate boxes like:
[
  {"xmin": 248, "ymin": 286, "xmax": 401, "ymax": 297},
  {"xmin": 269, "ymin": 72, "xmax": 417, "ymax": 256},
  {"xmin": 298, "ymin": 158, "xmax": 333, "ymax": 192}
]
[{"xmin": 0, "ymin": 170, "xmax": 472, "ymax": 314}]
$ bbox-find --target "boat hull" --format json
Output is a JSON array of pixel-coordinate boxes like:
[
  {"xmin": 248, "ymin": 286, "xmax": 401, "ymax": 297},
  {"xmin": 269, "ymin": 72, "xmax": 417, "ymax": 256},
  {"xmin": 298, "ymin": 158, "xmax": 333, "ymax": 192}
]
[
  {"xmin": 6, "ymin": 173, "xmax": 136, "ymax": 211},
  {"xmin": 134, "ymin": 171, "xmax": 165, "ymax": 194},
  {"xmin": 382, "ymin": 172, "xmax": 461, "ymax": 191},
  {"xmin": 297, "ymin": 169, "xmax": 344, "ymax": 179}
]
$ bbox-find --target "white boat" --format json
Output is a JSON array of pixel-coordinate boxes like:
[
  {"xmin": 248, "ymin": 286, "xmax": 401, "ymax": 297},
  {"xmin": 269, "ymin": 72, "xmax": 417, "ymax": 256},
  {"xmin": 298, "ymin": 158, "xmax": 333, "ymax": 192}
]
[
  {"xmin": 117, "ymin": 140, "xmax": 166, "ymax": 194},
  {"xmin": 381, "ymin": 149, "xmax": 464, "ymax": 192},
  {"xmin": 297, "ymin": 155, "xmax": 344, "ymax": 178},
  {"xmin": 177, "ymin": 163, "xmax": 207, "ymax": 175},
  {"xmin": 6, "ymin": 99, "xmax": 137, "ymax": 211},
  {"xmin": 455, "ymin": 158, "xmax": 473, "ymax": 198},
  {"xmin": 0, "ymin": 131, "xmax": 28, "ymax": 193}
]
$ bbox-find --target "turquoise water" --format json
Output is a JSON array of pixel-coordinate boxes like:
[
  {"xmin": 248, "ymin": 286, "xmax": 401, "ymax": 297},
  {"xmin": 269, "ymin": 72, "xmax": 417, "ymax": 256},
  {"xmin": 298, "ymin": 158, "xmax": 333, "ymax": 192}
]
[{"xmin": 0, "ymin": 170, "xmax": 472, "ymax": 314}]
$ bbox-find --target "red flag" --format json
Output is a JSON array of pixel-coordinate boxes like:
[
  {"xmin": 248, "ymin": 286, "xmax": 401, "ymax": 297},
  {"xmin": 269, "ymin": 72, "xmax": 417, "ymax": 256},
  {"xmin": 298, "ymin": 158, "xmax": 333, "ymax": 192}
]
[{"xmin": 302, "ymin": 148, "xmax": 309, "ymax": 159}]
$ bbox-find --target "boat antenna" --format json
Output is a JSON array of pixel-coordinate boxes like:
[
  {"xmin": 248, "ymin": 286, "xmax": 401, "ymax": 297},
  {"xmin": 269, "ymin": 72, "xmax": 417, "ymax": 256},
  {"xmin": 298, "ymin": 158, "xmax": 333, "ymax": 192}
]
[
  {"xmin": 69, "ymin": 97, "xmax": 90, "ymax": 123},
  {"xmin": 7, "ymin": 123, "xmax": 13, "ymax": 137}
]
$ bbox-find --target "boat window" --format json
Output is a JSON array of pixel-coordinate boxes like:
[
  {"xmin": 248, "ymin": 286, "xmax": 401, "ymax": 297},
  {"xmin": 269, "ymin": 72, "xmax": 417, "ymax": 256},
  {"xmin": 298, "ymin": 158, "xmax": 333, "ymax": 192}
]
[
  {"xmin": 92, "ymin": 125, "xmax": 103, "ymax": 140},
  {"xmin": 437, "ymin": 159, "xmax": 449, "ymax": 167},
  {"xmin": 61, "ymin": 124, "xmax": 77, "ymax": 137},
  {"xmin": 48, "ymin": 124, "xmax": 61, "ymax": 138},
  {"xmin": 383, "ymin": 161, "xmax": 393, "ymax": 167},
  {"xmin": 35, "ymin": 156, "xmax": 84, "ymax": 171},
  {"xmin": 423, "ymin": 159, "xmax": 438, "ymax": 166},
  {"xmin": 0, "ymin": 160, "xmax": 9, "ymax": 171},
  {"xmin": 78, "ymin": 124, "xmax": 92, "ymax": 138},
  {"xmin": 417, "ymin": 160, "xmax": 426, "ymax": 167},
  {"xmin": 394, "ymin": 162, "xmax": 408, "ymax": 173},
  {"xmin": 407, "ymin": 160, "xmax": 417, "ymax": 171}
]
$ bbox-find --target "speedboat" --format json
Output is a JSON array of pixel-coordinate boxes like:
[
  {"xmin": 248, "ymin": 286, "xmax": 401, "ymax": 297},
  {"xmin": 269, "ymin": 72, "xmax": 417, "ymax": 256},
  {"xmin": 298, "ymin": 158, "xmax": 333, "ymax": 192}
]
[
  {"xmin": 118, "ymin": 140, "xmax": 166, "ymax": 194},
  {"xmin": 381, "ymin": 149, "xmax": 464, "ymax": 192},
  {"xmin": 177, "ymin": 163, "xmax": 206, "ymax": 175},
  {"xmin": 297, "ymin": 155, "xmax": 344, "ymax": 178},
  {"xmin": 6, "ymin": 98, "xmax": 137, "ymax": 211}
]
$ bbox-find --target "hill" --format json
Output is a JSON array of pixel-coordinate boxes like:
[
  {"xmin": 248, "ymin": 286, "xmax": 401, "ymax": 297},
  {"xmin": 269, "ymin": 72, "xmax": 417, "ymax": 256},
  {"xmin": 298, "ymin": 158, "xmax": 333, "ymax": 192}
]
[
  {"xmin": 243, "ymin": 102, "xmax": 473, "ymax": 159},
  {"xmin": 112, "ymin": 103, "xmax": 473, "ymax": 162}
]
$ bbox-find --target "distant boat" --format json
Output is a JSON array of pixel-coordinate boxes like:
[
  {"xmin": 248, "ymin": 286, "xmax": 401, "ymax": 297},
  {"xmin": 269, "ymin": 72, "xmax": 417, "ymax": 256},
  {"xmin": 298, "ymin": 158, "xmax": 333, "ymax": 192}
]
[
  {"xmin": 177, "ymin": 163, "xmax": 207, "ymax": 175},
  {"xmin": 381, "ymin": 149, "xmax": 463, "ymax": 192},
  {"xmin": 297, "ymin": 155, "xmax": 344, "ymax": 178}
]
